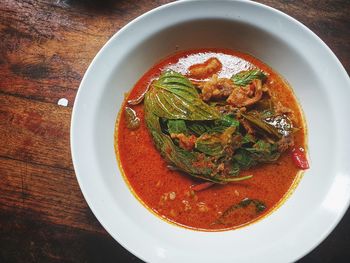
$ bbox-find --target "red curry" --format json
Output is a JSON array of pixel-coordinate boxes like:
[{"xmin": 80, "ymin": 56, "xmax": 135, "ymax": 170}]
[{"xmin": 116, "ymin": 49, "xmax": 307, "ymax": 231}]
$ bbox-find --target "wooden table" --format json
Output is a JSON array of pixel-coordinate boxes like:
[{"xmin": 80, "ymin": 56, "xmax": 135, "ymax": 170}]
[{"xmin": 1, "ymin": 0, "xmax": 349, "ymax": 262}]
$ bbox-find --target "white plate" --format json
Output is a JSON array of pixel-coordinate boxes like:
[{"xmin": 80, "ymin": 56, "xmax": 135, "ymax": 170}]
[{"xmin": 71, "ymin": 0, "xmax": 350, "ymax": 262}]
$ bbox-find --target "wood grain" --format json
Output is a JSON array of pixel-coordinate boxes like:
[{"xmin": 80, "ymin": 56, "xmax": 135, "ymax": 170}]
[
  {"xmin": 0, "ymin": 210, "xmax": 141, "ymax": 263},
  {"xmin": 0, "ymin": 0, "xmax": 349, "ymax": 262},
  {"xmin": 0, "ymin": 156, "xmax": 102, "ymax": 233},
  {"xmin": 0, "ymin": 94, "xmax": 72, "ymax": 169}
]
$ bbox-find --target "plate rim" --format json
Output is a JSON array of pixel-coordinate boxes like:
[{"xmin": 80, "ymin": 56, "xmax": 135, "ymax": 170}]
[{"xmin": 71, "ymin": 1, "xmax": 350, "ymax": 262}]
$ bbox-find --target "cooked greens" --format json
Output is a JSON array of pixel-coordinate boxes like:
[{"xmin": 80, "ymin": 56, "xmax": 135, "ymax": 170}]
[
  {"xmin": 213, "ymin": 198, "xmax": 266, "ymax": 225},
  {"xmin": 146, "ymin": 71, "xmax": 220, "ymax": 120},
  {"xmin": 143, "ymin": 69, "xmax": 295, "ymax": 184},
  {"xmin": 231, "ymin": 69, "xmax": 267, "ymax": 86}
]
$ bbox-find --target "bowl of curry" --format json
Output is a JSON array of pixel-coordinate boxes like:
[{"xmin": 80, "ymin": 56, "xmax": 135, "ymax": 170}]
[
  {"xmin": 71, "ymin": 1, "xmax": 350, "ymax": 262},
  {"xmin": 118, "ymin": 49, "xmax": 308, "ymax": 231}
]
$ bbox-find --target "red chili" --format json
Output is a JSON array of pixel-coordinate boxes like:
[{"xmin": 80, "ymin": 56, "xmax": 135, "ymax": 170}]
[
  {"xmin": 292, "ymin": 147, "xmax": 309, "ymax": 169},
  {"xmin": 191, "ymin": 182, "xmax": 215, "ymax": 191}
]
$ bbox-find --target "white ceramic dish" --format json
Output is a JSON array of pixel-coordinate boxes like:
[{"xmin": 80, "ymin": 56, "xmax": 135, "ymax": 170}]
[{"xmin": 71, "ymin": 0, "xmax": 350, "ymax": 262}]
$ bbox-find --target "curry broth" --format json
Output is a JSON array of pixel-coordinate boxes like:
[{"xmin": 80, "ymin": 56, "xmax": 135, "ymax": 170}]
[{"xmin": 115, "ymin": 49, "xmax": 306, "ymax": 231}]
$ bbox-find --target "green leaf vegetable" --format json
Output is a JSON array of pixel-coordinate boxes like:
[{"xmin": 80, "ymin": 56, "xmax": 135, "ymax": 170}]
[
  {"xmin": 231, "ymin": 69, "xmax": 267, "ymax": 86},
  {"xmin": 146, "ymin": 71, "xmax": 220, "ymax": 120}
]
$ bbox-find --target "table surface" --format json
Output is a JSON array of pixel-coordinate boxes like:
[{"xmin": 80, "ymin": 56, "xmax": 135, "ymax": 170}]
[{"xmin": 1, "ymin": 0, "xmax": 349, "ymax": 262}]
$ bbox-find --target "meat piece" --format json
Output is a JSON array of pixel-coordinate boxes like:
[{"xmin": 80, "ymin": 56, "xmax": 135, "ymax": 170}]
[
  {"xmin": 226, "ymin": 79, "xmax": 263, "ymax": 107},
  {"xmin": 124, "ymin": 107, "xmax": 140, "ymax": 130},
  {"xmin": 170, "ymin": 133, "xmax": 197, "ymax": 151},
  {"xmin": 216, "ymin": 105, "xmax": 237, "ymax": 114},
  {"xmin": 196, "ymin": 74, "xmax": 235, "ymax": 101},
  {"xmin": 188, "ymin": 57, "xmax": 222, "ymax": 79},
  {"xmin": 277, "ymin": 136, "xmax": 294, "ymax": 152}
]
